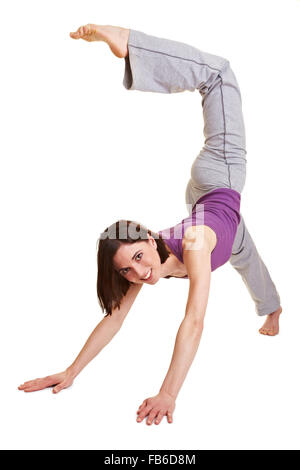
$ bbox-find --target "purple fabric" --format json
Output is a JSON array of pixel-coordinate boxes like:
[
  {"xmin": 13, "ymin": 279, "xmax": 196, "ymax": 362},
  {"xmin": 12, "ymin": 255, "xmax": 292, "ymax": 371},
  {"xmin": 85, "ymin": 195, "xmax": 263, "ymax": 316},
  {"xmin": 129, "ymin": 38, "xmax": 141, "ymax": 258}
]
[{"xmin": 158, "ymin": 188, "xmax": 241, "ymax": 275}]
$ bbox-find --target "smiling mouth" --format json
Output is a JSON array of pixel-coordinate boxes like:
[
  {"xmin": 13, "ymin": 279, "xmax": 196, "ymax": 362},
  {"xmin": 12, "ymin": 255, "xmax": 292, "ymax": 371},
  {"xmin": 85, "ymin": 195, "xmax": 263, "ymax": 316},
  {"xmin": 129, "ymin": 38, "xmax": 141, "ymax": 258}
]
[{"xmin": 141, "ymin": 269, "xmax": 152, "ymax": 281}]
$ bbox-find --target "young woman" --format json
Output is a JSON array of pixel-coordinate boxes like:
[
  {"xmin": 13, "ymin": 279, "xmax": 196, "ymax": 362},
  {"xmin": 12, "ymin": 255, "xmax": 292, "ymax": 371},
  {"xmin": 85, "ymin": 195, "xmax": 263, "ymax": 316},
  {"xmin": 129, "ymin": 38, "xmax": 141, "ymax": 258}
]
[{"xmin": 18, "ymin": 25, "xmax": 282, "ymax": 426}]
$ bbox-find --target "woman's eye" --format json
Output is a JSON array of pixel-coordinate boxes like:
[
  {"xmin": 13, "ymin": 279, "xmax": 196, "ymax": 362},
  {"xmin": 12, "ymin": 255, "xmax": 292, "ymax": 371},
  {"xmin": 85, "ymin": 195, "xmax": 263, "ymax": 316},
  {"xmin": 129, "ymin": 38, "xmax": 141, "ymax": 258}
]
[{"xmin": 121, "ymin": 253, "xmax": 142, "ymax": 275}]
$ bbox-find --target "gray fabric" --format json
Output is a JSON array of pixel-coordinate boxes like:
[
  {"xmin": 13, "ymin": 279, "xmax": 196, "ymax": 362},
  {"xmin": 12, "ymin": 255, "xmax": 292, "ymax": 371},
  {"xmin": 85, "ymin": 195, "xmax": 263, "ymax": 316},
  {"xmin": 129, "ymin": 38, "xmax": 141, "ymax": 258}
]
[{"xmin": 123, "ymin": 29, "xmax": 280, "ymax": 316}]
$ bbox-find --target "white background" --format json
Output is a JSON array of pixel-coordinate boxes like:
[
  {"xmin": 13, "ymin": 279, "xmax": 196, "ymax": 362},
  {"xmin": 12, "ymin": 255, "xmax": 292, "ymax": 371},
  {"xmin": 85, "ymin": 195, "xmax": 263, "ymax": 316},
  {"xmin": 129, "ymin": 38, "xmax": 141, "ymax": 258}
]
[{"xmin": 1, "ymin": 0, "xmax": 299, "ymax": 450}]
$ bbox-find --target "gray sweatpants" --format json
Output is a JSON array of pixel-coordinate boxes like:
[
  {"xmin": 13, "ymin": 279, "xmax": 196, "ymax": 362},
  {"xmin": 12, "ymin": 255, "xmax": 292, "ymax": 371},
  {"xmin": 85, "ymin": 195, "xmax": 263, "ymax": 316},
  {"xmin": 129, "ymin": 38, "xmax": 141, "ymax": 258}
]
[{"xmin": 122, "ymin": 29, "xmax": 281, "ymax": 316}]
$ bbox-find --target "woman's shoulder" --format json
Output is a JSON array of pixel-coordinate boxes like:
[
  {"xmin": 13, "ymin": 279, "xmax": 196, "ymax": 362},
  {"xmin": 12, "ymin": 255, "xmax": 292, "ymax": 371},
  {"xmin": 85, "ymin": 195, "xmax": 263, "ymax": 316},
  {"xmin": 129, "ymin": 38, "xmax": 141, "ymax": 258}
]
[{"xmin": 182, "ymin": 225, "xmax": 217, "ymax": 253}]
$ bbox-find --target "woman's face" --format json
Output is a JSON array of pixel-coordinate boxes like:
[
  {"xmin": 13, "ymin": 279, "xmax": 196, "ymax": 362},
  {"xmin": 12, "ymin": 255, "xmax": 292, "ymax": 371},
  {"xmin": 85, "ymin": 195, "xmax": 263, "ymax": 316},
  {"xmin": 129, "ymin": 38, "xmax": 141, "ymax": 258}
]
[{"xmin": 113, "ymin": 234, "xmax": 161, "ymax": 285}]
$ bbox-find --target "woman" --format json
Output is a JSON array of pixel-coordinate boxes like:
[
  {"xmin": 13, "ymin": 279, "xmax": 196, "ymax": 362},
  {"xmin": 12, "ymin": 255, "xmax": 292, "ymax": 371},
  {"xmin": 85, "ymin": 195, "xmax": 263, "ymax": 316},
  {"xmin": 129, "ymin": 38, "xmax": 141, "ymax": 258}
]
[{"xmin": 18, "ymin": 25, "xmax": 282, "ymax": 426}]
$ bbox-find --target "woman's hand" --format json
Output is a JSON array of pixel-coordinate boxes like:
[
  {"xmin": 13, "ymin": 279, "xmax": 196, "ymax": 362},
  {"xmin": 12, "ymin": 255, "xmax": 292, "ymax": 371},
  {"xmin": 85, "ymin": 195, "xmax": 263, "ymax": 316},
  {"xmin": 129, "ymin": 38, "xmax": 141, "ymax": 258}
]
[
  {"xmin": 136, "ymin": 391, "xmax": 176, "ymax": 425},
  {"xmin": 18, "ymin": 368, "xmax": 75, "ymax": 394}
]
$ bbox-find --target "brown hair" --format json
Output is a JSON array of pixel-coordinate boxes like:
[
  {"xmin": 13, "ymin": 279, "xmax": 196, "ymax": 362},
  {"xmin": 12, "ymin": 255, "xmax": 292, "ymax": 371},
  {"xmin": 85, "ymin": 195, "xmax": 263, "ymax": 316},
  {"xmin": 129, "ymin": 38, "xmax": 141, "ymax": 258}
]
[{"xmin": 96, "ymin": 220, "xmax": 170, "ymax": 317}]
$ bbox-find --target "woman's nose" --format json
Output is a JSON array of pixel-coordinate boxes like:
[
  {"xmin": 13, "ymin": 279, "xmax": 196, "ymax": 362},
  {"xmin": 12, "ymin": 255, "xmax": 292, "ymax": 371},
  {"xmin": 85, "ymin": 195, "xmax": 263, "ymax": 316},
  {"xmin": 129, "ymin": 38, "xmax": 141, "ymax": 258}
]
[{"xmin": 133, "ymin": 266, "xmax": 145, "ymax": 280}]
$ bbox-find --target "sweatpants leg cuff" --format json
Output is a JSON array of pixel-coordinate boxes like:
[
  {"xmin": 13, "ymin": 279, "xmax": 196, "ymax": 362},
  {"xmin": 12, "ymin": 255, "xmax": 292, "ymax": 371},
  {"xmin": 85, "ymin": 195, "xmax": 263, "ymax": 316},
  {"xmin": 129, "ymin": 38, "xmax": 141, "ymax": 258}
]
[{"xmin": 256, "ymin": 298, "xmax": 281, "ymax": 316}]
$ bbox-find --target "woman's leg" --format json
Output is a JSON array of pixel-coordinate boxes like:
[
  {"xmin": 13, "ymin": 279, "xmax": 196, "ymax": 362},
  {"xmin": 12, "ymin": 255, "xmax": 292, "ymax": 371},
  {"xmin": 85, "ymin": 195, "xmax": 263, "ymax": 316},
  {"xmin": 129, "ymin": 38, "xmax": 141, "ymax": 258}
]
[
  {"xmin": 122, "ymin": 29, "xmax": 281, "ymax": 324},
  {"xmin": 230, "ymin": 215, "xmax": 281, "ymax": 316},
  {"xmin": 123, "ymin": 29, "xmax": 247, "ymax": 194},
  {"xmin": 231, "ymin": 216, "xmax": 282, "ymax": 335}
]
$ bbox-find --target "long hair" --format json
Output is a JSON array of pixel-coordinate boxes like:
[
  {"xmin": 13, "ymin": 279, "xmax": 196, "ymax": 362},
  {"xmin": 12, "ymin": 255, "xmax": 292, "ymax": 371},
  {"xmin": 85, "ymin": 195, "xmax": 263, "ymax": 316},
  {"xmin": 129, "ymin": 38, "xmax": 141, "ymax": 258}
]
[{"xmin": 96, "ymin": 220, "xmax": 170, "ymax": 317}]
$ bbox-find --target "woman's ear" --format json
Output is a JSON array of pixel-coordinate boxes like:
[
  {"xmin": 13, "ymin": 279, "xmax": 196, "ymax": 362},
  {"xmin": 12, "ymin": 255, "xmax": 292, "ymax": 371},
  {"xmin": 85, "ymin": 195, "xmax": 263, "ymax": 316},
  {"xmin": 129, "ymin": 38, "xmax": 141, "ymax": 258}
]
[{"xmin": 147, "ymin": 234, "xmax": 157, "ymax": 250}]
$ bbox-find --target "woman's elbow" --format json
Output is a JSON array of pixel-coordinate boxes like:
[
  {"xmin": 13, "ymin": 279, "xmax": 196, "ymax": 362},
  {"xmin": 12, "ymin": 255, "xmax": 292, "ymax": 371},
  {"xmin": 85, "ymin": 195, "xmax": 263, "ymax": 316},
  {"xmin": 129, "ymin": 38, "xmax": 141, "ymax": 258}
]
[{"xmin": 185, "ymin": 315, "xmax": 204, "ymax": 333}]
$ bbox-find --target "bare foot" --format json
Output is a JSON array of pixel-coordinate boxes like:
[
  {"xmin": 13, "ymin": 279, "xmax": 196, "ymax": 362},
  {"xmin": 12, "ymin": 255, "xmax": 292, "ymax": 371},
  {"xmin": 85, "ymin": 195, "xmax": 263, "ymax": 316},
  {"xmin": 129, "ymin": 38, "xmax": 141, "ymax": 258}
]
[
  {"xmin": 259, "ymin": 306, "xmax": 282, "ymax": 336},
  {"xmin": 69, "ymin": 24, "xmax": 129, "ymax": 58}
]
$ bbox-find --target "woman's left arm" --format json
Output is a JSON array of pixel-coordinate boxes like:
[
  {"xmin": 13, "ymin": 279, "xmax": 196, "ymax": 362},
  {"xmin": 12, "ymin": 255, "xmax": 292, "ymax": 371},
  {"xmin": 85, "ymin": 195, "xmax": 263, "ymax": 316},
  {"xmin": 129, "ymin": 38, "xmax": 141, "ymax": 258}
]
[{"xmin": 136, "ymin": 225, "xmax": 216, "ymax": 425}]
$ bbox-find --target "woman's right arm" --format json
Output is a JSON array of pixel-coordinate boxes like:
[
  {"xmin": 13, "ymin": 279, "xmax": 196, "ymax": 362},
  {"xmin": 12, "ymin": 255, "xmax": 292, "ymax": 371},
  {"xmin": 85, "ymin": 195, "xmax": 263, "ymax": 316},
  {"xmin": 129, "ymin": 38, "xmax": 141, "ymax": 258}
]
[{"xmin": 18, "ymin": 283, "xmax": 142, "ymax": 394}]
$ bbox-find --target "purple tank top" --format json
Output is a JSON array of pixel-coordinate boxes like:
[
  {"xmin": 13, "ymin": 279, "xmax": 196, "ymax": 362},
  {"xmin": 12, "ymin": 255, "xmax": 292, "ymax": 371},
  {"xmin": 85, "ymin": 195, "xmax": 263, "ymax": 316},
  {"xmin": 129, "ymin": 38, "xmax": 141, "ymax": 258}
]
[{"xmin": 158, "ymin": 188, "xmax": 241, "ymax": 275}]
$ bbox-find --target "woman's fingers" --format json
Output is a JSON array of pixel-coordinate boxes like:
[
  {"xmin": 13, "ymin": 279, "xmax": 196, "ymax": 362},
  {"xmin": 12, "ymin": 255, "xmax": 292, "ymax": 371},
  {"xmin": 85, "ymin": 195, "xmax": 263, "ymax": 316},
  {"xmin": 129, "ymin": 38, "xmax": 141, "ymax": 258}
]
[
  {"xmin": 52, "ymin": 378, "xmax": 73, "ymax": 394},
  {"xmin": 137, "ymin": 406, "xmax": 172, "ymax": 425},
  {"xmin": 21, "ymin": 383, "xmax": 53, "ymax": 393},
  {"xmin": 136, "ymin": 403, "xmax": 174, "ymax": 425},
  {"xmin": 137, "ymin": 400, "xmax": 147, "ymax": 413},
  {"xmin": 136, "ymin": 392, "xmax": 175, "ymax": 425},
  {"xmin": 155, "ymin": 412, "xmax": 165, "ymax": 425},
  {"xmin": 136, "ymin": 405, "xmax": 152, "ymax": 423},
  {"xmin": 18, "ymin": 378, "xmax": 44, "ymax": 390},
  {"xmin": 18, "ymin": 373, "xmax": 66, "ymax": 392},
  {"xmin": 18, "ymin": 376, "xmax": 56, "ymax": 392},
  {"xmin": 146, "ymin": 410, "xmax": 158, "ymax": 426}
]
